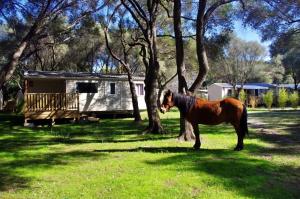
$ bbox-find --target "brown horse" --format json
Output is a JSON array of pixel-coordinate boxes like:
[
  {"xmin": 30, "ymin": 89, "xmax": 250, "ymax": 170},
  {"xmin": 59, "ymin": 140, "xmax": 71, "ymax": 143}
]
[{"xmin": 160, "ymin": 90, "xmax": 248, "ymax": 151}]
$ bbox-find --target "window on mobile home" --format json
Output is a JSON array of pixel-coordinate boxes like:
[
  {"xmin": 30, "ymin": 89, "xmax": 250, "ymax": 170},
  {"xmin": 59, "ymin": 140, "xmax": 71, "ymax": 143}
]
[
  {"xmin": 110, "ymin": 83, "xmax": 116, "ymax": 94},
  {"xmin": 76, "ymin": 82, "xmax": 98, "ymax": 93},
  {"xmin": 135, "ymin": 84, "xmax": 144, "ymax": 95}
]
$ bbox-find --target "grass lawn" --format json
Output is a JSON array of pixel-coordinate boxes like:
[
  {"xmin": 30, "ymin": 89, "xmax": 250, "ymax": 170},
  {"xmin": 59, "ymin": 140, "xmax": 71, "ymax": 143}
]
[{"xmin": 0, "ymin": 109, "xmax": 300, "ymax": 199}]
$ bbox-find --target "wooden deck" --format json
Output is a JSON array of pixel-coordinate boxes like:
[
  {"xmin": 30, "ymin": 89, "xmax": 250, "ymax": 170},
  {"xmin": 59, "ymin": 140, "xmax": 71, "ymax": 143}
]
[{"xmin": 24, "ymin": 93, "xmax": 79, "ymax": 124}]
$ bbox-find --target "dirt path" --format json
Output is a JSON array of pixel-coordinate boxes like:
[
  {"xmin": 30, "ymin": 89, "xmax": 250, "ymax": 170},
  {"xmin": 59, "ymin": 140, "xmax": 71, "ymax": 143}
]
[{"xmin": 248, "ymin": 113, "xmax": 300, "ymax": 152}]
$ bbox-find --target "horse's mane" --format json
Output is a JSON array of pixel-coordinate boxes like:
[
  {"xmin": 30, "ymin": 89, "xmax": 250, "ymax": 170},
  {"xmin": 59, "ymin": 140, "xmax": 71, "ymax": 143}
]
[{"xmin": 172, "ymin": 93, "xmax": 196, "ymax": 115}]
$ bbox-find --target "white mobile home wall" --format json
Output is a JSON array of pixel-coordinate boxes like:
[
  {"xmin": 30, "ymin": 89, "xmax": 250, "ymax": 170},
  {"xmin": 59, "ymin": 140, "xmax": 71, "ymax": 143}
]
[
  {"xmin": 208, "ymin": 84, "xmax": 232, "ymax": 100},
  {"xmin": 66, "ymin": 79, "xmax": 146, "ymax": 112}
]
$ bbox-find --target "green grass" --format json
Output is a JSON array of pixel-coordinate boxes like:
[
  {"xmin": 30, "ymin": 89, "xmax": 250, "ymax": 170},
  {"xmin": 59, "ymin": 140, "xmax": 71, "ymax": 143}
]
[{"xmin": 0, "ymin": 109, "xmax": 300, "ymax": 199}]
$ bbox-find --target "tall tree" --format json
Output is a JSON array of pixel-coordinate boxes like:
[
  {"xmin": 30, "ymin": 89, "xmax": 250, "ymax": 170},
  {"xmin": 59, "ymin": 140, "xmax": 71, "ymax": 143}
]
[
  {"xmin": 120, "ymin": 0, "xmax": 164, "ymax": 133},
  {"xmin": 167, "ymin": 0, "xmax": 244, "ymax": 140},
  {"xmin": 103, "ymin": 5, "xmax": 142, "ymax": 122},
  {"xmin": 282, "ymin": 48, "xmax": 300, "ymax": 90},
  {"xmin": 240, "ymin": 0, "xmax": 300, "ymax": 90},
  {"xmin": 270, "ymin": 34, "xmax": 300, "ymax": 90},
  {"xmin": 0, "ymin": 0, "xmax": 106, "ymax": 88},
  {"xmin": 213, "ymin": 34, "xmax": 266, "ymax": 96},
  {"xmin": 240, "ymin": 0, "xmax": 300, "ymax": 41},
  {"xmin": 171, "ymin": 0, "xmax": 194, "ymax": 140}
]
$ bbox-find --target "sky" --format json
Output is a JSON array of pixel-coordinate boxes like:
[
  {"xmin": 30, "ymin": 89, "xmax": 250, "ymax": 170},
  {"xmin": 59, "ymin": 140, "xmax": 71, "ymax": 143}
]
[{"xmin": 234, "ymin": 21, "xmax": 272, "ymax": 60}]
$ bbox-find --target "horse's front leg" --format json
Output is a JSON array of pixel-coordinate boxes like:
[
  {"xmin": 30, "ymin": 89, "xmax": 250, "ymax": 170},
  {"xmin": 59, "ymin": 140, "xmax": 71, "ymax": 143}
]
[{"xmin": 193, "ymin": 123, "xmax": 201, "ymax": 150}]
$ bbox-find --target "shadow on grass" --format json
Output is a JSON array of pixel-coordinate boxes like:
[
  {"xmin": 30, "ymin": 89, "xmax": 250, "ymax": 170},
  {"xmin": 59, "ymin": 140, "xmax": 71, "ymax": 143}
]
[
  {"xmin": 0, "ymin": 113, "xmax": 177, "ymax": 192},
  {"xmin": 0, "ymin": 113, "xmax": 176, "ymax": 152},
  {"xmin": 0, "ymin": 150, "xmax": 107, "ymax": 192},
  {"xmin": 146, "ymin": 150, "xmax": 300, "ymax": 198},
  {"xmin": 248, "ymin": 110, "xmax": 300, "ymax": 156},
  {"xmin": 95, "ymin": 145, "xmax": 300, "ymax": 198},
  {"xmin": 1, "ymin": 111, "xmax": 299, "ymax": 197},
  {"xmin": 94, "ymin": 146, "xmax": 194, "ymax": 153}
]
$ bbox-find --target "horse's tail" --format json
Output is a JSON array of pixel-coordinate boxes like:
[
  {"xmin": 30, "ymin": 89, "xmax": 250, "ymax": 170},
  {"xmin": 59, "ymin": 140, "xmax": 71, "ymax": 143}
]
[{"xmin": 240, "ymin": 104, "xmax": 249, "ymax": 138}]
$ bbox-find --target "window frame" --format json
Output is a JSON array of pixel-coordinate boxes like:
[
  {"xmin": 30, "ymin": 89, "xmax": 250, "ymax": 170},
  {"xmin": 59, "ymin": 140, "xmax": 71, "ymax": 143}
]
[
  {"xmin": 135, "ymin": 83, "xmax": 144, "ymax": 96},
  {"xmin": 76, "ymin": 82, "xmax": 98, "ymax": 93},
  {"xmin": 109, "ymin": 82, "xmax": 116, "ymax": 95}
]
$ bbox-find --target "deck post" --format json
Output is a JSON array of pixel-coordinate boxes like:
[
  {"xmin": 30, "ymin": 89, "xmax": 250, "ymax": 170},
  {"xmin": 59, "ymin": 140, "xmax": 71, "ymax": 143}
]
[
  {"xmin": 24, "ymin": 80, "xmax": 28, "ymax": 126},
  {"xmin": 51, "ymin": 118, "xmax": 55, "ymax": 126},
  {"xmin": 76, "ymin": 92, "xmax": 80, "ymax": 121},
  {"xmin": 24, "ymin": 119, "xmax": 31, "ymax": 127}
]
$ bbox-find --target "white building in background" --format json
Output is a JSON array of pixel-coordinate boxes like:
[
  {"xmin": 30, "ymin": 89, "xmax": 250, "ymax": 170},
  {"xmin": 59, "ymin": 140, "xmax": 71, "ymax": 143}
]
[
  {"xmin": 208, "ymin": 83, "xmax": 233, "ymax": 100},
  {"xmin": 207, "ymin": 83, "xmax": 278, "ymax": 100}
]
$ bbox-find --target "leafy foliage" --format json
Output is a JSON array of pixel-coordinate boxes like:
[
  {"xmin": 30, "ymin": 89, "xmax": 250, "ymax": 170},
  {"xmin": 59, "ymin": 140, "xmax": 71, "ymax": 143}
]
[
  {"xmin": 263, "ymin": 90, "xmax": 273, "ymax": 109},
  {"xmin": 277, "ymin": 88, "xmax": 288, "ymax": 109},
  {"xmin": 238, "ymin": 89, "xmax": 247, "ymax": 104},
  {"xmin": 211, "ymin": 33, "xmax": 266, "ymax": 88},
  {"xmin": 289, "ymin": 91, "xmax": 299, "ymax": 109},
  {"xmin": 271, "ymin": 34, "xmax": 300, "ymax": 89},
  {"xmin": 240, "ymin": 0, "xmax": 300, "ymax": 41}
]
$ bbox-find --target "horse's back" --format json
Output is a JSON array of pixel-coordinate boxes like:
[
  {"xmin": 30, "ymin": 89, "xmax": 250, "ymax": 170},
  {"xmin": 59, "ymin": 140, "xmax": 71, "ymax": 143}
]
[
  {"xmin": 187, "ymin": 97, "xmax": 243, "ymax": 125},
  {"xmin": 187, "ymin": 98, "xmax": 223, "ymax": 124},
  {"xmin": 220, "ymin": 97, "xmax": 243, "ymax": 108}
]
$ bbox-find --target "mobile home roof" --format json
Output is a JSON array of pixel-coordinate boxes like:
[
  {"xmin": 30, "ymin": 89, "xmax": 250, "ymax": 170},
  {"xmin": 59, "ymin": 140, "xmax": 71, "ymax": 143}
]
[{"xmin": 24, "ymin": 70, "xmax": 145, "ymax": 81}]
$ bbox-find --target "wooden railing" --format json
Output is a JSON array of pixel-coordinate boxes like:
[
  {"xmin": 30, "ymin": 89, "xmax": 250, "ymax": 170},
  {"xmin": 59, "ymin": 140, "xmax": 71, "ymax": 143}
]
[{"xmin": 25, "ymin": 93, "xmax": 79, "ymax": 112}]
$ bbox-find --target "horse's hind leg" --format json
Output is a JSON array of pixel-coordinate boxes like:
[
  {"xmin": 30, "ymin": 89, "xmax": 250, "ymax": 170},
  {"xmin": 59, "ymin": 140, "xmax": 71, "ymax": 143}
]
[
  {"xmin": 192, "ymin": 123, "xmax": 201, "ymax": 150},
  {"xmin": 232, "ymin": 124, "xmax": 244, "ymax": 151}
]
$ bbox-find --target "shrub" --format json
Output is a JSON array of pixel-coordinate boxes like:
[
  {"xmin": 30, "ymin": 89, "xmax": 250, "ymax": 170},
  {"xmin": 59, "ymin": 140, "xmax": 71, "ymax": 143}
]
[
  {"xmin": 278, "ymin": 88, "xmax": 288, "ymax": 109},
  {"xmin": 238, "ymin": 89, "xmax": 247, "ymax": 104},
  {"xmin": 263, "ymin": 90, "xmax": 273, "ymax": 109},
  {"xmin": 289, "ymin": 91, "xmax": 299, "ymax": 109},
  {"xmin": 249, "ymin": 96, "xmax": 258, "ymax": 109}
]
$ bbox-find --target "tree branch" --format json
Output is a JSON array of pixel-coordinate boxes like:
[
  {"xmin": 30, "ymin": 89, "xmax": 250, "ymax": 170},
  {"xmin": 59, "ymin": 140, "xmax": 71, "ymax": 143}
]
[
  {"xmin": 157, "ymin": 34, "xmax": 196, "ymax": 39},
  {"xmin": 127, "ymin": 0, "xmax": 148, "ymax": 22},
  {"xmin": 104, "ymin": 28, "xmax": 129, "ymax": 72},
  {"xmin": 121, "ymin": 0, "xmax": 147, "ymax": 36},
  {"xmin": 160, "ymin": 1, "xmax": 196, "ymax": 21},
  {"xmin": 204, "ymin": 0, "xmax": 237, "ymax": 24}
]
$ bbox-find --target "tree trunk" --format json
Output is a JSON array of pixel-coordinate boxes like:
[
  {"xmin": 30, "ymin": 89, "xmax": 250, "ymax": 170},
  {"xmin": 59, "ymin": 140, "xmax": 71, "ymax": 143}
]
[
  {"xmin": 0, "ymin": 40, "xmax": 28, "ymax": 88},
  {"xmin": 121, "ymin": 0, "xmax": 163, "ymax": 133},
  {"xmin": 232, "ymin": 84, "xmax": 238, "ymax": 98},
  {"xmin": 103, "ymin": 27, "xmax": 142, "ymax": 122},
  {"xmin": 127, "ymin": 72, "xmax": 142, "ymax": 122},
  {"xmin": 173, "ymin": 0, "xmax": 195, "ymax": 140},
  {"xmin": 178, "ymin": 112, "xmax": 195, "ymax": 141},
  {"xmin": 189, "ymin": 0, "xmax": 209, "ymax": 93},
  {"xmin": 0, "ymin": 7, "xmax": 45, "ymax": 89},
  {"xmin": 144, "ymin": 78, "xmax": 163, "ymax": 133},
  {"xmin": 143, "ymin": 21, "xmax": 163, "ymax": 134},
  {"xmin": 292, "ymin": 72, "xmax": 299, "ymax": 91},
  {"xmin": 144, "ymin": 58, "xmax": 163, "ymax": 133}
]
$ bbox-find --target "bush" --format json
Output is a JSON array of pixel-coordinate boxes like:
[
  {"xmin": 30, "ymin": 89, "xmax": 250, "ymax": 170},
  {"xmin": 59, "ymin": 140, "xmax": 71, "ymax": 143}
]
[
  {"xmin": 278, "ymin": 88, "xmax": 288, "ymax": 109},
  {"xmin": 238, "ymin": 89, "xmax": 247, "ymax": 104},
  {"xmin": 289, "ymin": 91, "xmax": 299, "ymax": 109},
  {"xmin": 263, "ymin": 90, "xmax": 273, "ymax": 109},
  {"xmin": 249, "ymin": 96, "xmax": 258, "ymax": 108}
]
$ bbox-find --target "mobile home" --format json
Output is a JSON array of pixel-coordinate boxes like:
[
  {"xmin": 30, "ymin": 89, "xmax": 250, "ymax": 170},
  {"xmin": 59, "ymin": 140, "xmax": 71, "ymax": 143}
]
[{"xmin": 24, "ymin": 70, "xmax": 146, "ymax": 125}]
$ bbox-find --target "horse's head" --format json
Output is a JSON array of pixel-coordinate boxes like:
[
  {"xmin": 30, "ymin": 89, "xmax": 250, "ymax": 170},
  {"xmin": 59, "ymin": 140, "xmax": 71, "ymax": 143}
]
[{"xmin": 160, "ymin": 89, "xmax": 175, "ymax": 113}]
